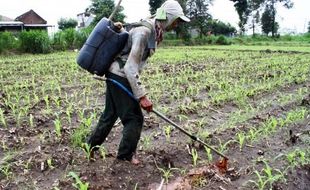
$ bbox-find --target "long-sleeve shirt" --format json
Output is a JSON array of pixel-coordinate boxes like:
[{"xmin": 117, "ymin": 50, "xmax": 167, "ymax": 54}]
[{"xmin": 108, "ymin": 19, "xmax": 156, "ymax": 99}]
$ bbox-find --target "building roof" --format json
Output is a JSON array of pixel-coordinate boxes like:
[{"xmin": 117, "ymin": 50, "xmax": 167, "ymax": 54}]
[
  {"xmin": 24, "ymin": 24, "xmax": 54, "ymax": 27},
  {"xmin": 0, "ymin": 15, "xmax": 14, "ymax": 21},
  {"xmin": 0, "ymin": 21, "xmax": 23, "ymax": 26},
  {"xmin": 15, "ymin": 9, "xmax": 47, "ymax": 24}
]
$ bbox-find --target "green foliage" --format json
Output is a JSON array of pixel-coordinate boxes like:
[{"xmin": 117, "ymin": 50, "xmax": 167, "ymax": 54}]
[
  {"xmin": 149, "ymin": 0, "xmax": 165, "ymax": 15},
  {"xmin": 19, "ymin": 30, "xmax": 51, "ymax": 53},
  {"xmin": 63, "ymin": 28, "xmax": 76, "ymax": 49},
  {"xmin": 206, "ymin": 19, "xmax": 237, "ymax": 36},
  {"xmin": 260, "ymin": 0, "xmax": 293, "ymax": 37},
  {"xmin": 215, "ymin": 35, "xmax": 231, "ymax": 45},
  {"xmin": 74, "ymin": 27, "xmax": 93, "ymax": 48},
  {"xmin": 187, "ymin": 0, "xmax": 212, "ymax": 37},
  {"xmin": 249, "ymin": 161, "xmax": 286, "ymax": 190},
  {"xmin": 187, "ymin": 35, "xmax": 231, "ymax": 46},
  {"xmin": 308, "ymin": 21, "xmax": 310, "ymax": 33},
  {"xmin": 51, "ymin": 31, "xmax": 67, "ymax": 51},
  {"xmin": 52, "ymin": 27, "xmax": 92, "ymax": 50},
  {"xmin": 0, "ymin": 32, "xmax": 18, "ymax": 53},
  {"xmin": 230, "ymin": 34, "xmax": 310, "ymax": 45},
  {"xmin": 71, "ymin": 123, "xmax": 91, "ymax": 148},
  {"xmin": 261, "ymin": 5, "xmax": 278, "ymax": 36},
  {"xmin": 230, "ymin": 0, "xmax": 250, "ymax": 34},
  {"xmin": 197, "ymin": 35, "xmax": 216, "ymax": 44},
  {"xmin": 58, "ymin": 18, "xmax": 78, "ymax": 30},
  {"xmin": 68, "ymin": 171, "xmax": 89, "ymax": 190},
  {"xmin": 87, "ymin": 0, "xmax": 125, "ymax": 25}
]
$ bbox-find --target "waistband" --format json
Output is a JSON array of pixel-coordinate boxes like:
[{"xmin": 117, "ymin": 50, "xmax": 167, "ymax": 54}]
[{"xmin": 105, "ymin": 72, "xmax": 131, "ymax": 89}]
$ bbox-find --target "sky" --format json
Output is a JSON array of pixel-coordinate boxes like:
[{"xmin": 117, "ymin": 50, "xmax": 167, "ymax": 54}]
[{"xmin": 0, "ymin": 0, "xmax": 309, "ymax": 34}]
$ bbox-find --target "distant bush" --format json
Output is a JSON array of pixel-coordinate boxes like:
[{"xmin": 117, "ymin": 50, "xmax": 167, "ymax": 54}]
[
  {"xmin": 215, "ymin": 35, "xmax": 231, "ymax": 45},
  {"xmin": 163, "ymin": 32, "xmax": 177, "ymax": 40},
  {"xmin": 193, "ymin": 35, "xmax": 217, "ymax": 45},
  {"xmin": 62, "ymin": 28, "xmax": 76, "ymax": 49},
  {"xmin": 19, "ymin": 30, "xmax": 51, "ymax": 53},
  {"xmin": 231, "ymin": 34, "xmax": 310, "ymax": 45},
  {"xmin": 281, "ymin": 34, "xmax": 293, "ymax": 41},
  {"xmin": 191, "ymin": 35, "xmax": 231, "ymax": 45},
  {"xmin": 0, "ymin": 32, "xmax": 18, "ymax": 53},
  {"xmin": 73, "ymin": 27, "xmax": 93, "ymax": 49},
  {"xmin": 52, "ymin": 28, "xmax": 75, "ymax": 50},
  {"xmin": 161, "ymin": 39, "xmax": 185, "ymax": 46},
  {"xmin": 51, "ymin": 31, "xmax": 67, "ymax": 51}
]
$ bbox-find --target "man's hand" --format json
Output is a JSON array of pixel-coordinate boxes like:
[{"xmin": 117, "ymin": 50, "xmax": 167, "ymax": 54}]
[
  {"xmin": 113, "ymin": 22, "xmax": 123, "ymax": 32},
  {"xmin": 140, "ymin": 96, "xmax": 153, "ymax": 112}
]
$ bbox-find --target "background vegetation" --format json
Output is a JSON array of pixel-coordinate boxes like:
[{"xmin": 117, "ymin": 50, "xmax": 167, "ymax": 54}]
[{"xmin": 0, "ymin": 0, "xmax": 308, "ymax": 54}]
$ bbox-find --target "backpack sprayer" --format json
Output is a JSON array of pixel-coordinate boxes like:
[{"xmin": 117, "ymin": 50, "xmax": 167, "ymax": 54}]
[{"xmin": 76, "ymin": 0, "xmax": 127, "ymax": 76}]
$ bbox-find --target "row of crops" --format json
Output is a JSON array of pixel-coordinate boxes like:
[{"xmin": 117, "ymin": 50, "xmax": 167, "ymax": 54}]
[{"xmin": 0, "ymin": 45, "xmax": 309, "ymax": 189}]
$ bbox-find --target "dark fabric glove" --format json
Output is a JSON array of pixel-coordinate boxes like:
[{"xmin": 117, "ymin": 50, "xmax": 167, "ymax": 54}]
[{"xmin": 140, "ymin": 96, "xmax": 153, "ymax": 112}]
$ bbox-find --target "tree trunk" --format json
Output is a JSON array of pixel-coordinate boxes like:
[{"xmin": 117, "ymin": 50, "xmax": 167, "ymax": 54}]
[
  {"xmin": 271, "ymin": 0, "xmax": 275, "ymax": 37},
  {"xmin": 252, "ymin": 19, "xmax": 255, "ymax": 35}
]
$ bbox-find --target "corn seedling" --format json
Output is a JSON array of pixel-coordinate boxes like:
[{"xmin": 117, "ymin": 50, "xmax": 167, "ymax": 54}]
[
  {"xmin": 133, "ymin": 183, "xmax": 138, "ymax": 190},
  {"xmin": 44, "ymin": 95, "xmax": 50, "ymax": 110},
  {"xmin": 68, "ymin": 171, "xmax": 89, "ymax": 190},
  {"xmin": 247, "ymin": 128, "xmax": 259, "ymax": 142},
  {"xmin": 263, "ymin": 161, "xmax": 286, "ymax": 185},
  {"xmin": 25, "ymin": 157, "xmax": 33, "ymax": 171},
  {"xmin": 191, "ymin": 148, "xmax": 199, "ymax": 166},
  {"xmin": 204, "ymin": 146, "xmax": 213, "ymax": 163},
  {"xmin": 195, "ymin": 118, "xmax": 206, "ymax": 129},
  {"xmin": 47, "ymin": 158, "xmax": 54, "ymax": 169},
  {"xmin": 0, "ymin": 108, "xmax": 6, "ymax": 127},
  {"xmin": 250, "ymin": 160, "xmax": 286, "ymax": 190},
  {"xmin": 0, "ymin": 163, "xmax": 12, "ymax": 180},
  {"xmin": 53, "ymin": 117, "xmax": 62, "ymax": 137},
  {"xmin": 82, "ymin": 113, "xmax": 96, "ymax": 128},
  {"xmin": 236, "ymin": 132, "xmax": 246, "ymax": 151},
  {"xmin": 157, "ymin": 166, "xmax": 179, "ymax": 184},
  {"xmin": 248, "ymin": 170, "xmax": 269, "ymax": 190},
  {"xmin": 66, "ymin": 105, "xmax": 73, "ymax": 124},
  {"xmin": 141, "ymin": 133, "xmax": 152, "ymax": 151},
  {"xmin": 177, "ymin": 114, "xmax": 188, "ymax": 122},
  {"xmin": 163, "ymin": 125, "xmax": 172, "ymax": 142},
  {"xmin": 80, "ymin": 143, "xmax": 98, "ymax": 161},
  {"xmin": 29, "ymin": 114, "xmax": 34, "ymax": 128},
  {"xmin": 286, "ymin": 149, "xmax": 308, "ymax": 167},
  {"xmin": 217, "ymin": 139, "xmax": 233, "ymax": 153},
  {"xmin": 53, "ymin": 96, "xmax": 62, "ymax": 109},
  {"xmin": 1, "ymin": 140, "xmax": 8, "ymax": 151},
  {"xmin": 99, "ymin": 146, "xmax": 106, "ymax": 161}
]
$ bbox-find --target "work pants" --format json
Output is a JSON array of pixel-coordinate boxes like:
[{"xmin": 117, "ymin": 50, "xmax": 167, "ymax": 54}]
[{"xmin": 87, "ymin": 72, "xmax": 144, "ymax": 161}]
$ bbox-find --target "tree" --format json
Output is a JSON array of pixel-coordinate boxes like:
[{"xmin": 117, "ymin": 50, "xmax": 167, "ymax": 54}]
[
  {"xmin": 248, "ymin": 0, "xmax": 264, "ymax": 35},
  {"xmin": 308, "ymin": 21, "xmax": 310, "ymax": 33},
  {"xmin": 149, "ymin": 0, "xmax": 165, "ymax": 15},
  {"xmin": 86, "ymin": 0, "xmax": 125, "ymax": 25},
  {"xmin": 187, "ymin": 0, "xmax": 213, "ymax": 37},
  {"xmin": 206, "ymin": 19, "xmax": 237, "ymax": 36},
  {"xmin": 230, "ymin": 0, "xmax": 250, "ymax": 35},
  {"xmin": 248, "ymin": 11, "xmax": 260, "ymax": 35},
  {"xmin": 257, "ymin": 0, "xmax": 293, "ymax": 37},
  {"xmin": 58, "ymin": 18, "xmax": 78, "ymax": 30},
  {"xmin": 261, "ymin": 5, "xmax": 278, "ymax": 36}
]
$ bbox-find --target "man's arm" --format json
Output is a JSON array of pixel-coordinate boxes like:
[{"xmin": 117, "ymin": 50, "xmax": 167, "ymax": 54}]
[
  {"xmin": 124, "ymin": 27, "xmax": 150, "ymax": 99},
  {"xmin": 124, "ymin": 27, "xmax": 153, "ymax": 112}
]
